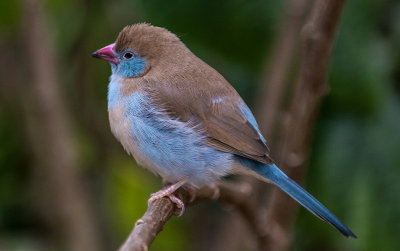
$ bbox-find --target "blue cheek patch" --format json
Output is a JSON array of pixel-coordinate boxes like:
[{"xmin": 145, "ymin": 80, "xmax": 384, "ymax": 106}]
[{"xmin": 115, "ymin": 57, "xmax": 147, "ymax": 78}]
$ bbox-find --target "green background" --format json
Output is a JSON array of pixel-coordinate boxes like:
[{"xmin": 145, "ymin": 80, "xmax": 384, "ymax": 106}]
[{"xmin": 1, "ymin": 0, "xmax": 400, "ymax": 250}]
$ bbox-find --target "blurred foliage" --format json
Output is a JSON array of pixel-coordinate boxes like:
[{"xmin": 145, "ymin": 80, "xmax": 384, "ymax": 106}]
[
  {"xmin": 0, "ymin": 0, "xmax": 399, "ymax": 250},
  {"xmin": 295, "ymin": 0, "xmax": 400, "ymax": 250}
]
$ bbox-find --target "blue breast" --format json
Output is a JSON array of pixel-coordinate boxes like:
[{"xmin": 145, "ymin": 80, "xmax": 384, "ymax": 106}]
[
  {"xmin": 109, "ymin": 82, "xmax": 234, "ymax": 188},
  {"xmin": 108, "ymin": 75, "xmax": 122, "ymax": 109}
]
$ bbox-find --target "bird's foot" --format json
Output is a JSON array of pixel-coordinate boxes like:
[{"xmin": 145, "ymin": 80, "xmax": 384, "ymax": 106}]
[
  {"xmin": 208, "ymin": 183, "xmax": 220, "ymax": 200},
  {"xmin": 148, "ymin": 180, "xmax": 186, "ymax": 216},
  {"xmin": 161, "ymin": 178, "xmax": 169, "ymax": 185},
  {"xmin": 186, "ymin": 186, "xmax": 197, "ymax": 203},
  {"xmin": 168, "ymin": 194, "xmax": 185, "ymax": 216}
]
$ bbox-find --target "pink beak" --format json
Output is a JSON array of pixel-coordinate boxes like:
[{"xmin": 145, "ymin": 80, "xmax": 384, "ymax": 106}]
[{"xmin": 91, "ymin": 43, "xmax": 118, "ymax": 64}]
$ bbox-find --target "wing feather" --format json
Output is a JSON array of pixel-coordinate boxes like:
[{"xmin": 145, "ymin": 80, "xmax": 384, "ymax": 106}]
[{"xmin": 140, "ymin": 79, "xmax": 274, "ymax": 165}]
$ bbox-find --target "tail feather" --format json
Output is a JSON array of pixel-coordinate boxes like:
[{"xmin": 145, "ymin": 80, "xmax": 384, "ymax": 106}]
[{"xmin": 248, "ymin": 162, "xmax": 356, "ymax": 238}]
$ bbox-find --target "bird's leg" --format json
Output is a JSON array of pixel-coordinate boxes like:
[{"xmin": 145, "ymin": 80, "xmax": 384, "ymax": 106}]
[
  {"xmin": 148, "ymin": 180, "xmax": 186, "ymax": 216},
  {"xmin": 208, "ymin": 183, "xmax": 220, "ymax": 200},
  {"xmin": 161, "ymin": 178, "xmax": 169, "ymax": 185},
  {"xmin": 168, "ymin": 194, "xmax": 185, "ymax": 216},
  {"xmin": 186, "ymin": 186, "xmax": 197, "ymax": 203}
]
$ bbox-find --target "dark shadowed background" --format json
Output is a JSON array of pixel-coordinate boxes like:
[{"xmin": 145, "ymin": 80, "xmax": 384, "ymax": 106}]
[{"xmin": 1, "ymin": 0, "xmax": 400, "ymax": 250}]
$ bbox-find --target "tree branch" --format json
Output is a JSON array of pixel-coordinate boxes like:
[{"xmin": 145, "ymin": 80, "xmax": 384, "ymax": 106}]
[
  {"xmin": 210, "ymin": 2, "xmax": 311, "ymax": 250},
  {"xmin": 119, "ymin": 181, "xmax": 264, "ymax": 251},
  {"xmin": 256, "ymin": 0, "xmax": 310, "ymax": 143},
  {"xmin": 264, "ymin": 1, "xmax": 348, "ymax": 250}
]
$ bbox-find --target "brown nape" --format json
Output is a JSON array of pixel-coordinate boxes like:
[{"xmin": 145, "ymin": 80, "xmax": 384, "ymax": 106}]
[{"xmin": 114, "ymin": 23, "xmax": 182, "ymax": 58}]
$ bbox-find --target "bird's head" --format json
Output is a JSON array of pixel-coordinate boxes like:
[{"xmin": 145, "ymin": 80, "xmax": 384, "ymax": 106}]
[{"xmin": 92, "ymin": 23, "xmax": 187, "ymax": 78}]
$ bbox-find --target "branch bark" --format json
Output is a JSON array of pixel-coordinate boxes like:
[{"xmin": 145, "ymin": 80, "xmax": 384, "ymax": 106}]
[
  {"xmin": 255, "ymin": 0, "xmax": 310, "ymax": 143},
  {"xmin": 264, "ymin": 1, "xmax": 348, "ymax": 250},
  {"xmin": 210, "ymin": 2, "xmax": 311, "ymax": 250},
  {"xmin": 119, "ymin": 182, "xmax": 264, "ymax": 251}
]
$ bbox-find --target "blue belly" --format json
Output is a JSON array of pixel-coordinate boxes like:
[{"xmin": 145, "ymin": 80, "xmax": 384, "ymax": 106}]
[{"xmin": 115, "ymin": 90, "xmax": 233, "ymax": 188}]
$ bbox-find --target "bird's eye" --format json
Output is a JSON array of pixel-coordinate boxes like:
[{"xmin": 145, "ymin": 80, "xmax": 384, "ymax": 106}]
[{"xmin": 123, "ymin": 52, "xmax": 133, "ymax": 59}]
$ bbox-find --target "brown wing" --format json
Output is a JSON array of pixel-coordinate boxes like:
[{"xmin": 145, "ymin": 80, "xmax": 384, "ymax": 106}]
[{"xmin": 142, "ymin": 80, "xmax": 274, "ymax": 165}]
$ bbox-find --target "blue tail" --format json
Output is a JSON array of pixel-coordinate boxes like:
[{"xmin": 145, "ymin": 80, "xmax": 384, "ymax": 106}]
[{"xmin": 245, "ymin": 160, "xmax": 356, "ymax": 238}]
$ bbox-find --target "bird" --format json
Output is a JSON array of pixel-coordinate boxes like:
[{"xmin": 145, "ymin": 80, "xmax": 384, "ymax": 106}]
[{"xmin": 92, "ymin": 23, "xmax": 356, "ymax": 238}]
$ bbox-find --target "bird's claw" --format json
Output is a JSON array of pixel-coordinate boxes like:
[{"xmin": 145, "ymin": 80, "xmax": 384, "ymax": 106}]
[
  {"xmin": 168, "ymin": 194, "xmax": 185, "ymax": 216},
  {"xmin": 147, "ymin": 180, "xmax": 186, "ymax": 216},
  {"xmin": 187, "ymin": 186, "xmax": 197, "ymax": 203},
  {"xmin": 208, "ymin": 183, "xmax": 220, "ymax": 200}
]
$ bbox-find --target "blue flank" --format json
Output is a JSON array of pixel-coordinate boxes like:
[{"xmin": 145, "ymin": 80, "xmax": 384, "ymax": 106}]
[
  {"xmin": 121, "ymin": 91, "xmax": 233, "ymax": 188},
  {"xmin": 236, "ymin": 156, "xmax": 356, "ymax": 238}
]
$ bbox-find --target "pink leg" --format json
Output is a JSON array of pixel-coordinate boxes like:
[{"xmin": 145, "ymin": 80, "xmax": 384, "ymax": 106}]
[
  {"xmin": 208, "ymin": 183, "xmax": 220, "ymax": 200},
  {"xmin": 187, "ymin": 186, "xmax": 197, "ymax": 203},
  {"xmin": 168, "ymin": 194, "xmax": 185, "ymax": 216},
  {"xmin": 148, "ymin": 180, "xmax": 186, "ymax": 215}
]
